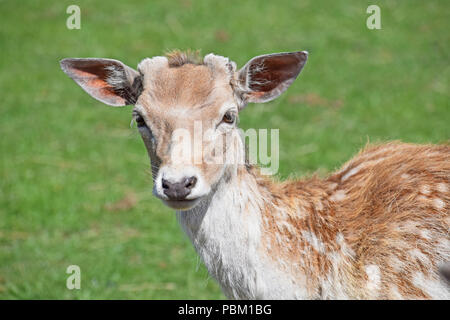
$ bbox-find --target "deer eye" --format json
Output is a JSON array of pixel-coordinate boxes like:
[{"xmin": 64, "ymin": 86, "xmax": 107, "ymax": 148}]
[
  {"xmin": 134, "ymin": 113, "xmax": 147, "ymax": 128},
  {"xmin": 222, "ymin": 111, "xmax": 236, "ymax": 125}
]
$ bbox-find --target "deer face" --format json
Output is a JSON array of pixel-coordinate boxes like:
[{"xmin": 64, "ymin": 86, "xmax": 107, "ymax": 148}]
[{"xmin": 60, "ymin": 51, "xmax": 307, "ymax": 211}]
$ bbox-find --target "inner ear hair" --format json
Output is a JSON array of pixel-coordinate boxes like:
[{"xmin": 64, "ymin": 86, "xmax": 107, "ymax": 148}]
[
  {"xmin": 60, "ymin": 58, "xmax": 143, "ymax": 106},
  {"xmin": 105, "ymin": 64, "xmax": 143, "ymax": 105},
  {"xmin": 235, "ymin": 51, "xmax": 308, "ymax": 107}
]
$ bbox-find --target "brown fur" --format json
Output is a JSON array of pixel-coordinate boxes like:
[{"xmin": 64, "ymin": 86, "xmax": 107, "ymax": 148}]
[{"xmin": 253, "ymin": 142, "xmax": 449, "ymax": 299}]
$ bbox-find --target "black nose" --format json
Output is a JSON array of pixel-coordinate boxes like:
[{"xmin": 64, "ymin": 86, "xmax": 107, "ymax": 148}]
[{"xmin": 162, "ymin": 176, "xmax": 197, "ymax": 200}]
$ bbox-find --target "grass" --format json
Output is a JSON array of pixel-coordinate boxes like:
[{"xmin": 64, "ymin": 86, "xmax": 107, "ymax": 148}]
[{"xmin": 0, "ymin": 0, "xmax": 448, "ymax": 299}]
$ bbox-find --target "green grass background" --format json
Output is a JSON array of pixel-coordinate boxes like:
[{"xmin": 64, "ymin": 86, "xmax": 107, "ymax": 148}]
[{"xmin": 0, "ymin": 0, "xmax": 448, "ymax": 299}]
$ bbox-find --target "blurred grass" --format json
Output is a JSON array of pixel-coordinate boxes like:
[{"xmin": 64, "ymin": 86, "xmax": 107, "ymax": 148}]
[{"xmin": 0, "ymin": 0, "xmax": 448, "ymax": 299}]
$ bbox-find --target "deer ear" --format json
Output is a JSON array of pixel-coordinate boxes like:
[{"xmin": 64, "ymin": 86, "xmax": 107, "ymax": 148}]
[
  {"xmin": 60, "ymin": 58, "xmax": 143, "ymax": 107},
  {"xmin": 235, "ymin": 51, "xmax": 308, "ymax": 107}
]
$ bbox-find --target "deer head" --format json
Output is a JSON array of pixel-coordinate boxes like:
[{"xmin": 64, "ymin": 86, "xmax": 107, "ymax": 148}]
[{"xmin": 60, "ymin": 51, "xmax": 308, "ymax": 211}]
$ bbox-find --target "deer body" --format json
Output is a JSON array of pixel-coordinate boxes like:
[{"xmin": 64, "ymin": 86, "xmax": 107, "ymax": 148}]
[
  {"xmin": 60, "ymin": 50, "xmax": 450, "ymax": 299},
  {"xmin": 179, "ymin": 142, "xmax": 450, "ymax": 299}
]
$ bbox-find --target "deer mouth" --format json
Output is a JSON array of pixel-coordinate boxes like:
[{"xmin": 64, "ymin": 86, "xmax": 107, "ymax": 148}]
[{"xmin": 162, "ymin": 198, "xmax": 202, "ymax": 211}]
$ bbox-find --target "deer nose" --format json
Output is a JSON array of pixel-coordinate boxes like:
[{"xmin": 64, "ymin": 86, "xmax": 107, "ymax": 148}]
[{"xmin": 162, "ymin": 176, "xmax": 197, "ymax": 200}]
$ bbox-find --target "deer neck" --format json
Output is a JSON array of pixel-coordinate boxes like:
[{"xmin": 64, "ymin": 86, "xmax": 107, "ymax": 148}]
[
  {"xmin": 176, "ymin": 165, "xmax": 309, "ymax": 299},
  {"xmin": 175, "ymin": 165, "xmax": 265, "ymax": 297}
]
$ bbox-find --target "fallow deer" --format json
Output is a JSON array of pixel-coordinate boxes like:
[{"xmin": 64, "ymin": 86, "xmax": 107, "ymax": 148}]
[{"xmin": 60, "ymin": 50, "xmax": 449, "ymax": 299}]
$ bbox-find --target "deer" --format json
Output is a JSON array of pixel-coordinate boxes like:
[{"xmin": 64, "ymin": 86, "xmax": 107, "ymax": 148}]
[{"xmin": 60, "ymin": 50, "xmax": 450, "ymax": 299}]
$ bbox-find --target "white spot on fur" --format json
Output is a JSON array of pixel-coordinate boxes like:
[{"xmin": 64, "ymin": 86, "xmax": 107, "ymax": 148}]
[
  {"xmin": 327, "ymin": 182, "xmax": 338, "ymax": 190},
  {"xmin": 336, "ymin": 233, "xmax": 345, "ymax": 245},
  {"xmin": 432, "ymin": 198, "xmax": 445, "ymax": 210},
  {"xmin": 302, "ymin": 231, "xmax": 326, "ymax": 253},
  {"xmin": 330, "ymin": 190, "xmax": 346, "ymax": 202},
  {"xmin": 436, "ymin": 238, "xmax": 450, "ymax": 258},
  {"xmin": 419, "ymin": 229, "xmax": 431, "ymax": 240},
  {"xmin": 389, "ymin": 285, "xmax": 404, "ymax": 299},
  {"xmin": 394, "ymin": 220, "xmax": 418, "ymax": 233},
  {"xmin": 275, "ymin": 232, "xmax": 283, "ymax": 246},
  {"xmin": 365, "ymin": 265, "xmax": 381, "ymax": 294},
  {"xmin": 417, "ymin": 195, "xmax": 428, "ymax": 202},
  {"xmin": 315, "ymin": 201, "xmax": 324, "ymax": 211},
  {"xmin": 341, "ymin": 167, "xmax": 360, "ymax": 182},
  {"xmin": 436, "ymin": 182, "xmax": 448, "ymax": 193},
  {"xmin": 412, "ymin": 272, "xmax": 450, "ymax": 299},
  {"xmin": 324, "ymin": 251, "xmax": 350, "ymax": 299},
  {"xmin": 341, "ymin": 158, "xmax": 386, "ymax": 182},
  {"xmin": 420, "ymin": 185, "xmax": 431, "ymax": 195}
]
